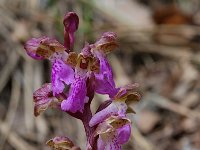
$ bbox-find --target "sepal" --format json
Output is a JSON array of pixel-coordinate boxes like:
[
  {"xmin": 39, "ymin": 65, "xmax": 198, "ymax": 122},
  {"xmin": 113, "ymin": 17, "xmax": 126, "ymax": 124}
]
[
  {"xmin": 33, "ymin": 83, "xmax": 60, "ymax": 116},
  {"xmin": 94, "ymin": 32, "xmax": 118, "ymax": 54},
  {"xmin": 24, "ymin": 37, "xmax": 65, "ymax": 60},
  {"xmin": 46, "ymin": 136, "xmax": 80, "ymax": 150}
]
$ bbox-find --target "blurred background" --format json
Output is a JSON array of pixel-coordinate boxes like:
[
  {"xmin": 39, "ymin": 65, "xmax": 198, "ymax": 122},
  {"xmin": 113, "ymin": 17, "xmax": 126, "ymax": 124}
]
[{"xmin": 0, "ymin": 0, "xmax": 200, "ymax": 150}]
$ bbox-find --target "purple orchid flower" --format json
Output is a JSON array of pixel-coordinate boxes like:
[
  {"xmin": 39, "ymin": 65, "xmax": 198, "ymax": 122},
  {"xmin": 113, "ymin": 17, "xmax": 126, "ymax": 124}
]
[
  {"xmin": 89, "ymin": 84, "xmax": 140, "ymax": 127},
  {"xmin": 61, "ymin": 44, "xmax": 100, "ymax": 113},
  {"xmin": 91, "ymin": 32, "xmax": 119, "ymax": 98},
  {"xmin": 24, "ymin": 12, "xmax": 79, "ymax": 95},
  {"xmin": 88, "ymin": 84, "xmax": 140, "ymax": 149},
  {"xmin": 24, "ymin": 12, "xmax": 88, "ymax": 113},
  {"xmin": 94, "ymin": 116, "xmax": 131, "ymax": 150}
]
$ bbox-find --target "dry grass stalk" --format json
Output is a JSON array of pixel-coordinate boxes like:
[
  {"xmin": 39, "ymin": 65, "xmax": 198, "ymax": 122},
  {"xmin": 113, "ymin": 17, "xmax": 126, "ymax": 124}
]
[
  {"xmin": 23, "ymin": 59, "xmax": 34, "ymax": 133},
  {"xmin": 0, "ymin": 71, "xmax": 21, "ymax": 149}
]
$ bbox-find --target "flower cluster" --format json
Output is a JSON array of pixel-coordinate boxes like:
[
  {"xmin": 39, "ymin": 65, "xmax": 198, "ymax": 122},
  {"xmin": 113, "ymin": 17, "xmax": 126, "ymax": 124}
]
[{"xmin": 24, "ymin": 12, "xmax": 140, "ymax": 150}]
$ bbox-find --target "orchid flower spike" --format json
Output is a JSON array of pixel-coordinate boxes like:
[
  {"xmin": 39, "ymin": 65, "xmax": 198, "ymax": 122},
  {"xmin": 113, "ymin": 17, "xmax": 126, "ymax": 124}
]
[{"xmin": 24, "ymin": 11, "xmax": 140, "ymax": 150}]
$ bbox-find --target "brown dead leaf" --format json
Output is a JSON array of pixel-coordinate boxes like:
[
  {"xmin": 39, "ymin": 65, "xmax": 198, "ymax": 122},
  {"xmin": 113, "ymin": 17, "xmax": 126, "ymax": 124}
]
[{"xmin": 153, "ymin": 5, "xmax": 192, "ymax": 25}]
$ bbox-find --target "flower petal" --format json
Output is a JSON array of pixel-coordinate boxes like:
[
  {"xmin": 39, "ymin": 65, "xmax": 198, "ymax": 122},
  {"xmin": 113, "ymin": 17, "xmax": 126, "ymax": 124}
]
[
  {"xmin": 24, "ymin": 37, "xmax": 65, "ymax": 60},
  {"xmin": 95, "ymin": 51, "xmax": 112, "ymax": 76},
  {"xmin": 95, "ymin": 72, "xmax": 118, "ymax": 98},
  {"xmin": 52, "ymin": 59, "xmax": 75, "ymax": 95},
  {"xmin": 117, "ymin": 124, "xmax": 131, "ymax": 144},
  {"xmin": 33, "ymin": 83, "xmax": 60, "ymax": 116},
  {"xmin": 63, "ymin": 12, "xmax": 79, "ymax": 50},
  {"xmin": 81, "ymin": 43, "xmax": 92, "ymax": 57},
  {"xmin": 61, "ymin": 77, "xmax": 87, "ymax": 113},
  {"xmin": 97, "ymin": 136, "xmax": 106, "ymax": 150}
]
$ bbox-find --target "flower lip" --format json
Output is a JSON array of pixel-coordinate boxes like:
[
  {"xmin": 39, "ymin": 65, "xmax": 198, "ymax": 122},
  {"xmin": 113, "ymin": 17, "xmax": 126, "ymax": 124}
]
[
  {"xmin": 51, "ymin": 59, "xmax": 75, "ymax": 95},
  {"xmin": 61, "ymin": 77, "xmax": 87, "ymax": 113}
]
